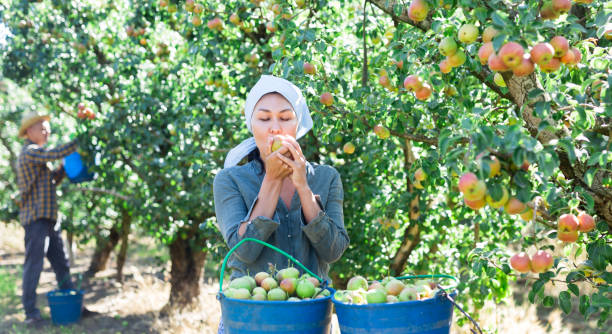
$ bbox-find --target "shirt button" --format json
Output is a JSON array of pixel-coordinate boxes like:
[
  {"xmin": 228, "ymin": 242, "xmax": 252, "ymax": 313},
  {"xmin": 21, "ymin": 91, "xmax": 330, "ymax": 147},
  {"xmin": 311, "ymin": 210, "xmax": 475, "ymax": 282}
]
[{"xmin": 288, "ymin": 234, "xmax": 292, "ymax": 238}]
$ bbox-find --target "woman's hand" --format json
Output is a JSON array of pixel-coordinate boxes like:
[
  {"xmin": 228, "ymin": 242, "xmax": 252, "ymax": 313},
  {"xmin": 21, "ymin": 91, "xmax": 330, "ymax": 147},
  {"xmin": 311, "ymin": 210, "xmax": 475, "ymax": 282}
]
[
  {"xmin": 276, "ymin": 137, "xmax": 308, "ymax": 189},
  {"xmin": 263, "ymin": 136, "xmax": 293, "ymax": 181}
]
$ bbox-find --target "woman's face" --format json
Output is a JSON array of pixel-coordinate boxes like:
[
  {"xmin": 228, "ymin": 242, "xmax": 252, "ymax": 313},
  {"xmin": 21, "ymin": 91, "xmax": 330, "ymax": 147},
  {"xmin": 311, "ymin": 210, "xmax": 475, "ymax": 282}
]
[{"xmin": 251, "ymin": 93, "xmax": 298, "ymax": 157}]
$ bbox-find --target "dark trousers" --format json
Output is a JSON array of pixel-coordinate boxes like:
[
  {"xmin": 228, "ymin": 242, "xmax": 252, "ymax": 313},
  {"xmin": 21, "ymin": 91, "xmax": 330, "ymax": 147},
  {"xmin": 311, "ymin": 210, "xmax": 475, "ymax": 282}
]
[{"xmin": 22, "ymin": 218, "xmax": 74, "ymax": 319}]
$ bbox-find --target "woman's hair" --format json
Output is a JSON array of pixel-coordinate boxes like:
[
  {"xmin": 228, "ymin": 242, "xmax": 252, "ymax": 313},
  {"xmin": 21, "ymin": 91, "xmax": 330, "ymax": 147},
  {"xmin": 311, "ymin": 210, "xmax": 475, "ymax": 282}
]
[{"xmin": 247, "ymin": 148, "xmax": 265, "ymax": 174}]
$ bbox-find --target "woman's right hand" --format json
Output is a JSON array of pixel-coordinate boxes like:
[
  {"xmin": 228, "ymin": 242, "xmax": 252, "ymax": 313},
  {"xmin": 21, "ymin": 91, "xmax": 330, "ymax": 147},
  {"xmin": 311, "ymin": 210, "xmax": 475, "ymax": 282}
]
[{"xmin": 263, "ymin": 136, "xmax": 293, "ymax": 180}]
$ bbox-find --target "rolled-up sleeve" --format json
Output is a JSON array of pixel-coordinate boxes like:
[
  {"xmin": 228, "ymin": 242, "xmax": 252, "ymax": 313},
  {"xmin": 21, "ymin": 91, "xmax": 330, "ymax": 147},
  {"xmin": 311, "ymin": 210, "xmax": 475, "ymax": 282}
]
[
  {"xmin": 213, "ymin": 169, "xmax": 280, "ymax": 264},
  {"xmin": 23, "ymin": 140, "xmax": 78, "ymax": 163},
  {"xmin": 301, "ymin": 170, "xmax": 349, "ymax": 263}
]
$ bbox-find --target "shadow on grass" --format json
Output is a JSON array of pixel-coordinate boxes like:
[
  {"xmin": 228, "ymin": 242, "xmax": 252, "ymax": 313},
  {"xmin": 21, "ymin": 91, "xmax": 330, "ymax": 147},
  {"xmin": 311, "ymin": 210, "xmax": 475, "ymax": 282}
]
[{"xmin": 1, "ymin": 311, "xmax": 160, "ymax": 334}]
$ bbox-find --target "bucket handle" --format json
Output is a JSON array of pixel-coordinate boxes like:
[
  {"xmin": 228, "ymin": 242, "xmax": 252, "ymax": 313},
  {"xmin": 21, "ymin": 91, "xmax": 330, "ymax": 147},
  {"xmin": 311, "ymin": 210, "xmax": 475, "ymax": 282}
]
[
  {"xmin": 437, "ymin": 284, "xmax": 483, "ymax": 334},
  {"xmin": 219, "ymin": 237, "xmax": 326, "ymax": 294},
  {"xmin": 57, "ymin": 272, "xmax": 83, "ymax": 292}
]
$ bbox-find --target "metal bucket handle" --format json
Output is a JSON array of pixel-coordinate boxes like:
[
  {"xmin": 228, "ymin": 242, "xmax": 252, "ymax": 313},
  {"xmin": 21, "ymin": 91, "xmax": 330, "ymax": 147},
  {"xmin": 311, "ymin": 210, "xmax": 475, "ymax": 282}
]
[
  {"xmin": 218, "ymin": 237, "xmax": 328, "ymax": 294},
  {"xmin": 394, "ymin": 275, "xmax": 482, "ymax": 334}
]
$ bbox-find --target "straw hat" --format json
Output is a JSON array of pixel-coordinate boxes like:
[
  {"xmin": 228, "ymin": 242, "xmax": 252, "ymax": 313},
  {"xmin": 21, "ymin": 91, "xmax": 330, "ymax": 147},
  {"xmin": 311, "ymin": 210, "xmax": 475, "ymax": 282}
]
[{"xmin": 18, "ymin": 110, "xmax": 51, "ymax": 138}]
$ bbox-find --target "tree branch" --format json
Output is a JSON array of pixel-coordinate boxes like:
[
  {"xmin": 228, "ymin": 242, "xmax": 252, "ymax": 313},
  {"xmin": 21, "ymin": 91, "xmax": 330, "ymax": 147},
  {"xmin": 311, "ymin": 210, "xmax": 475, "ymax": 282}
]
[{"xmin": 366, "ymin": 0, "xmax": 431, "ymax": 32}]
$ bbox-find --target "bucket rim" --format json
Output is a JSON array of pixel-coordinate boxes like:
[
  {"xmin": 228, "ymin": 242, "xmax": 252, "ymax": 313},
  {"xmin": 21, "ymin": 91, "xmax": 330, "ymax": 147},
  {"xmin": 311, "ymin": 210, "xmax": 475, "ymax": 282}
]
[
  {"xmin": 331, "ymin": 290, "xmax": 458, "ymax": 308},
  {"xmin": 47, "ymin": 289, "xmax": 85, "ymax": 297},
  {"xmin": 219, "ymin": 287, "xmax": 334, "ymax": 305}
]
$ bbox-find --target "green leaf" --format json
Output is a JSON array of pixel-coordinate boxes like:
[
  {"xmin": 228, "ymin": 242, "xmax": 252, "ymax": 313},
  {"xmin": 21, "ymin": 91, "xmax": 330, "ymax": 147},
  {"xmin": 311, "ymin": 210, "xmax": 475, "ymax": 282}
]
[
  {"xmin": 492, "ymin": 34, "xmax": 506, "ymax": 51},
  {"xmin": 491, "ymin": 11, "xmax": 508, "ymax": 29},
  {"xmin": 528, "ymin": 89, "xmax": 544, "ymax": 100},
  {"xmin": 543, "ymin": 296, "xmax": 555, "ymax": 307},
  {"xmin": 592, "ymin": 293, "xmax": 612, "ymax": 308},
  {"xmin": 568, "ymin": 284, "xmax": 579, "ymax": 297},
  {"xmin": 579, "ymin": 295, "xmax": 590, "ymax": 316},
  {"xmin": 581, "ymin": 192, "xmax": 594, "ymax": 212},
  {"xmin": 559, "ymin": 291, "xmax": 572, "ymax": 314},
  {"xmin": 557, "ymin": 138, "xmax": 576, "ymax": 163}
]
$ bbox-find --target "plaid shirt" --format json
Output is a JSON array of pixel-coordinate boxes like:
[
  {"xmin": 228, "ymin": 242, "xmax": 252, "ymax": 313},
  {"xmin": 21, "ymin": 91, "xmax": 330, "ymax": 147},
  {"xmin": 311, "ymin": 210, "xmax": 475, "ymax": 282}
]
[{"xmin": 16, "ymin": 139, "xmax": 78, "ymax": 226}]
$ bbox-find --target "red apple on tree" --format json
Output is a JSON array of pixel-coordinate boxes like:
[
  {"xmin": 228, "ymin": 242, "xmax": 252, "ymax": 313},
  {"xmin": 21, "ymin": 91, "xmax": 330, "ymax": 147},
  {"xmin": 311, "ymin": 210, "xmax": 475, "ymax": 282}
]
[
  {"xmin": 513, "ymin": 56, "xmax": 535, "ymax": 77},
  {"xmin": 504, "ymin": 197, "xmax": 526, "ymax": 215},
  {"xmin": 403, "ymin": 75, "xmax": 422, "ymax": 92},
  {"xmin": 459, "ymin": 173, "xmax": 487, "ymax": 201},
  {"xmin": 343, "ymin": 142, "xmax": 355, "ymax": 154},
  {"xmin": 378, "ymin": 75, "xmax": 390, "ymax": 88},
  {"xmin": 185, "ymin": 0, "xmax": 195, "ymax": 12},
  {"xmin": 192, "ymin": 16, "xmax": 202, "ymax": 26},
  {"xmin": 499, "ymin": 42, "xmax": 524, "ymax": 69},
  {"xmin": 320, "ymin": 92, "xmax": 333, "ymax": 106},
  {"xmin": 465, "ymin": 198, "xmax": 486, "ymax": 210},
  {"xmin": 540, "ymin": 57, "xmax": 561, "ymax": 73},
  {"xmin": 482, "ymin": 26, "xmax": 499, "ymax": 43},
  {"xmin": 531, "ymin": 250, "xmax": 553, "ymax": 273},
  {"xmin": 530, "ymin": 42, "xmax": 555, "ymax": 66},
  {"xmin": 510, "ymin": 252, "xmax": 531, "ymax": 273},
  {"xmin": 408, "ymin": 0, "xmax": 429, "ymax": 22},
  {"xmin": 447, "ymin": 50, "xmax": 466, "ymax": 67},
  {"xmin": 439, "ymin": 58, "xmax": 452, "ymax": 74},
  {"xmin": 303, "ymin": 62, "xmax": 316, "ymax": 75},
  {"xmin": 229, "ymin": 13, "xmax": 241, "ymax": 25},
  {"xmin": 478, "ymin": 42, "xmax": 494, "ymax": 65},
  {"xmin": 373, "ymin": 125, "xmax": 390, "ymax": 139},
  {"xmin": 552, "ymin": 0, "xmax": 571, "ymax": 14},
  {"xmin": 560, "ymin": 49, "xmax": 575, "ymax": 64},
  {"xmin": 577, "ymin": 212, "xmax": 595, "ymax": 232},
  {"xmin": 392, "ymin": 59, "xmax": 404, "ymax": 70},
  {"xmin": 549, "ymin": 36, "xmax": 569, "ymax": 57},
  {"xmin": 570, "ymin": 48, "xmax": 582, "ymax": 65},
  {"xmin": 540, "ymin": 2, "xmax": 559, "ymax": 20},
  {"xmin": 558, "ymin": 213, "xmax": 579, "ymax": 242},
  {"xmin": 488, "ymin": 54, "xmax": 510, "ymax": 72},
  {"xmin": 414, "ymin": 83, "xmax": 432, "ymax": 100}
]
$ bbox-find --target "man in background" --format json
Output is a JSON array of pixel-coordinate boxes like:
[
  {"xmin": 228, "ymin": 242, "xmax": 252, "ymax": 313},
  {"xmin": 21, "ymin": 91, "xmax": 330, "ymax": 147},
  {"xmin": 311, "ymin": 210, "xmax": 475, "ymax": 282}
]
[{"xmin": 16, "ymin": 110, "xmax": 96, "ymax": 327}]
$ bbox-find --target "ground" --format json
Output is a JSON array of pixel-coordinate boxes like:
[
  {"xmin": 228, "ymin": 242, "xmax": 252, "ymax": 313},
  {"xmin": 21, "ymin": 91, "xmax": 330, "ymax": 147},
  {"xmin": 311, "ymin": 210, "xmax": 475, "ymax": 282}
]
[{"xmin": 0, "ymin": 223, "xmax": 605, "ymax": 333}]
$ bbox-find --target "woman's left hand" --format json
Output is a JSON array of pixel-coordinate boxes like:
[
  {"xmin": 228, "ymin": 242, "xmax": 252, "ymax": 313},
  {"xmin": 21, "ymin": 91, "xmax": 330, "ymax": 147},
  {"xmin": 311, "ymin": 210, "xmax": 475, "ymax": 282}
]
[{"xmin": 276, "ymin": 137, "xmax": 308, "ymax": 189}]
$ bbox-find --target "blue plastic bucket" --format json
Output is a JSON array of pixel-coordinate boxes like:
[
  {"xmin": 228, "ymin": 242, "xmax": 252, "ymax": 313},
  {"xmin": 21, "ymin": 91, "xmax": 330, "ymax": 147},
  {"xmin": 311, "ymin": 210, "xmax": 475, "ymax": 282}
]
[
  {"xmin": 333, "ymin": 276, "xmax": 458, "ymax": 334},
  {"xmin": 219, "ymin": 288, "xmax": 334, "ymax": 334},
  {"xmin": 64, "ymin": 151, "xmax": 94, "ymax": 183},
  {"xmin": 47, "ymin": 289, "xmax": 84, "ymax": 325},
  {"xmin": 218, "ymin": 238, "xmax": 335, "ymax": 334}
]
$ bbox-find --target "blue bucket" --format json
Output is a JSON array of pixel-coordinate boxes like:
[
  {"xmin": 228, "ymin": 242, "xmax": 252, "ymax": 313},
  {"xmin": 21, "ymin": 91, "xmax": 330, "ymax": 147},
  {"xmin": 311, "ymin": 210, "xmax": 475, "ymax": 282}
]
[
  {"xmin": 219, "ymin": 288, "xmax": 334, "ymax": 334},
  {"xmin": 64, "ymin": 151, "xmax": 94, "ymax": 183},
  {"xmin": 218, "ymin": 238, "xmax": 335, "ymax": 334},
  {"xmin": 333, "ymin": 275, "xmax": 458, "ymax": 334},
  {"xmin": 47, "ymin": 289, "xmax": 84, "ymax": 325}
]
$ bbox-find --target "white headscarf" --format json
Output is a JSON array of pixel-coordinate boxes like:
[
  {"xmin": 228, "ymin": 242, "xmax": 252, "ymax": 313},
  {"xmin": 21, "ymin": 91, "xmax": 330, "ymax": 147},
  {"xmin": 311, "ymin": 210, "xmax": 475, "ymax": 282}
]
[{"xmin": 223, "ymin": 75, "xmax": 313, "ymax": 168}]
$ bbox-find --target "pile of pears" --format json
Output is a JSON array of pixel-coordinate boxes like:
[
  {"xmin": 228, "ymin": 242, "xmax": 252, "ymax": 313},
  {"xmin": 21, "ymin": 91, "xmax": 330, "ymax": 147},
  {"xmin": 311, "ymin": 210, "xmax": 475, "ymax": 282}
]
[
  {"xmin": 334, "ymin": 276, "xmax": 439, "ymax": 305},
  {"xmin": 224, "ymin": 267, "xmax": 331, "ymax": 301}
]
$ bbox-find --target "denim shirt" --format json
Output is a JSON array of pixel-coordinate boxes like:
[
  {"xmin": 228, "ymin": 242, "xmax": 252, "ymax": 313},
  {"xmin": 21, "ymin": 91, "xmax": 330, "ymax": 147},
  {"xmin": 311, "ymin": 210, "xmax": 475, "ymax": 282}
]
[{"xmin": 213, "ymin": 160, "xmax": 349, "ymax": 281}]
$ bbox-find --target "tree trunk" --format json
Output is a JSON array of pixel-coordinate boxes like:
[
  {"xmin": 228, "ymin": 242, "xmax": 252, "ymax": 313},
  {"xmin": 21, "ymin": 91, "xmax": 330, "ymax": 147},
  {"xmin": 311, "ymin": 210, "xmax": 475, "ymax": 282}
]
[
  {"xmin": 160, "ymin": 236, "xmax": 207, "ymax": 315},
  {"xmin": 115, "ymin": 208, "xmax": 131, "ymax": 282},
  {"xmin": 389, "ymin": 139, "xmax": 423, "ymax": 276},
  {"xmin": 86, "ymin": 224, "xmax": 120, "ymax": 277}
]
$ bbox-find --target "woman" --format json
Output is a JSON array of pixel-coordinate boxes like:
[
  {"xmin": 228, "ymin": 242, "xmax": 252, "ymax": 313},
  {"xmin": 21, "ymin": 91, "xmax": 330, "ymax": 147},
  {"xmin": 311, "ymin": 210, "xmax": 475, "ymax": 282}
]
[{"xmin": 213, "ymin": 75, "xmax": 349, "ymax": 332}]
